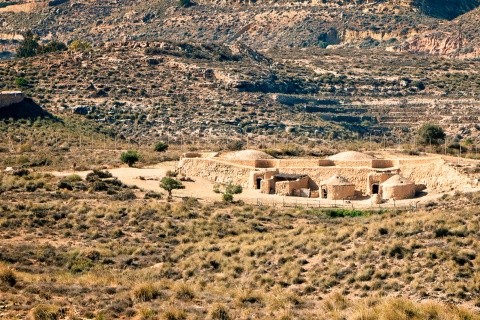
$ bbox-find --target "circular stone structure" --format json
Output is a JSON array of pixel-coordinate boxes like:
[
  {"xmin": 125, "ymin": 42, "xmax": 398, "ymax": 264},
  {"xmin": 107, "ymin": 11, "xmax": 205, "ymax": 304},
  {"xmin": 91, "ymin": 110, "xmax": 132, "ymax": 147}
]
[
  {"xmin": 327, "ymin": 151, "xmax": 376, "ymax": 161},
  {"xmin": 321, "ymin": 175, "xmax": 356, "ymax": 200},
  {"xmin": 217, "ymin": 150, "xmax": 274, "ymax": 160},
  {"xmin": 380, "ymin": 175, "xmax": 416, "ymax": 200}
]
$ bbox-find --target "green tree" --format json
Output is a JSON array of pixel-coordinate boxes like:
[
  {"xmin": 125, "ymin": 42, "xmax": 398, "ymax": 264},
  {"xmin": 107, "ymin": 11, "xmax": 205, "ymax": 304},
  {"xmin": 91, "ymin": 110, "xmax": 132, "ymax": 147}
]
[
  {"xmin": 160, "ymin": 177, "xmax": 185, "ymax": 199},
  {"xmin": 154, "ymin": 141, "xmax": 169, "ymax": 152},
  {"xmin": 120, "ymin": 150, "xmax": 140, "ymax": 167},
  {"xmin": 417, "ymin": 124, "xmax": 445, "ymax": 146},
  {"xmin": 16, "ymin": 30, "xmax": 39, "ymax": 58}
]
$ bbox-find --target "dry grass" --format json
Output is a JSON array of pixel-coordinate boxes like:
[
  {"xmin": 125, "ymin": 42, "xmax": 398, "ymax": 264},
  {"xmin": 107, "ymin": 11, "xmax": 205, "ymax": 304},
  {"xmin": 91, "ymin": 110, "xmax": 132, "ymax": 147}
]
[{"xmin": 0, "ymin": 182, "xmax": 480, "ymax": 318}]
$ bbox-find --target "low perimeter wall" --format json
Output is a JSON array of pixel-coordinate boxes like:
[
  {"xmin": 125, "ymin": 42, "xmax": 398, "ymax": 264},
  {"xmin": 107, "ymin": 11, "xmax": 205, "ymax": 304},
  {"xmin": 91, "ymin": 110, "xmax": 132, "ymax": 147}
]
[{"xmin": 0, "ymin": 92, "xmax": 24, "ymax": 108}]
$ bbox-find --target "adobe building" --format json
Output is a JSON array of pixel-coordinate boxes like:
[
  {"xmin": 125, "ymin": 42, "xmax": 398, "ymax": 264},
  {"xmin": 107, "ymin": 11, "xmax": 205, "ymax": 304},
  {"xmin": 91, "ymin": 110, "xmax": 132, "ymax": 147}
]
[
  {"xmin": 179, "ymin": 150, "xmax": 469, "ymax": 201},
  {"xmin": 380, "ymin": 175, "xmax": 418, "ymax": 200},
  {"xmin": 320, "ymin": 175, "xmax": 356, "ymax": 200}
]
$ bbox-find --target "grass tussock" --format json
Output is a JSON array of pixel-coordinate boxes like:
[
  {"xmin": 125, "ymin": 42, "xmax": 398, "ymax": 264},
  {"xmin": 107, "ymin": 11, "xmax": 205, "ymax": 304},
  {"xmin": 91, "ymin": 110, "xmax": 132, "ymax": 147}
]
[{"xmin": 1, "ymin": 186, "xmax": 480, "ymax": 319}]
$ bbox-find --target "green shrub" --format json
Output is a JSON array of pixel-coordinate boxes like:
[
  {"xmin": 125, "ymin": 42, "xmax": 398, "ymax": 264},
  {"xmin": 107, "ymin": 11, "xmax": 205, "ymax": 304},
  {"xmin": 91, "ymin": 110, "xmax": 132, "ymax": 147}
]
[
  {"xmin": 154, "ymin": 141, "xmax": 169, "ymax": 152},
  {"xmin": 120, "ymin": 150, "xmax": 140, "ymax": 167},
  {"xmin": 15, "ymin": 77, "xmax": 28, "ymax": 88},
  {"xmin": 222, "ymin": 193, "xmax": 233, "ymax": 202}
]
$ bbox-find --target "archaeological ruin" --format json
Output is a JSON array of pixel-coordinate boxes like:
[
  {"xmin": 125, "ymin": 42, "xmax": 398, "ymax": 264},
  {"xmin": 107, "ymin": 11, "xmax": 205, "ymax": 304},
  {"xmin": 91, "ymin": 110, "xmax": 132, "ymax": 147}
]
[{"xmin": 178, "ymin": 150, "xmax": 470, "ymax": 201}]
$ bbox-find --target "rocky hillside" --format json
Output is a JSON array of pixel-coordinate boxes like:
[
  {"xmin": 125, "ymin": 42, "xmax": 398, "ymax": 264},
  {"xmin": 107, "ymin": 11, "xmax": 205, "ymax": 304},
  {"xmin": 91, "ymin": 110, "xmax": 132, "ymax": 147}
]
[
  {"xmin": 2, "ymin": 40, "xmax": 480, "ymax": 148},
  {"xmin": 401, "ymin": 5, "xmax": 480, "ymax": 58},
  {"xmin": 0, "ymin": 0, "xmax": 478, "ymax": 53}
]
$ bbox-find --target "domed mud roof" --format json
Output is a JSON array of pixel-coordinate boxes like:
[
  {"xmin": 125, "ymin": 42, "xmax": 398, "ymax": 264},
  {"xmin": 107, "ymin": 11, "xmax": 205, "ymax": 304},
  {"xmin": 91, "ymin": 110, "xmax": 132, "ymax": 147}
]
[
  {"xmin": 218, "ymin": 150, "xmax": 274, "ymax": 160},
  {"xmin": 381, "ymin": 175, "xmax": 414, "ymax": 186},
  {"xmin": 323, "ymin": 175, "xmax": 355, "ymax": 186},
  {"xmin": 327, "ymin": 151, "xmax": 376, "ymax": 161}
]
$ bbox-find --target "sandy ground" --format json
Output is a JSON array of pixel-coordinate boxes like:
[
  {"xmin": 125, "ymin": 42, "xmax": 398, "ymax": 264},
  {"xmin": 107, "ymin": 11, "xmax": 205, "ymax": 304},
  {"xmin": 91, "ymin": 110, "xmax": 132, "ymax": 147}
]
[{"xmin": 52, "ymin": 160, "xmax": 480, "ymax": 209}]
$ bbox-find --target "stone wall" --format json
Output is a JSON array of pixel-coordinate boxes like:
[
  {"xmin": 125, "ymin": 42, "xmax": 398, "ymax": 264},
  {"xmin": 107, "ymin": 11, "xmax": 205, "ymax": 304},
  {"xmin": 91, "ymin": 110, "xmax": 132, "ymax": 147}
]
[
  {"xmin": 179, "ymin": 154, "xmax": 471, "ymax": 195},
  {"xmin": 325, "ymin": 184, "xmax": 356, "ymax": 200},
  {"xmin": 333, "ymin": 160, "xmax": 373, "ymax": 168},
  {"xmin": 399, "ymin": 158, "xmax": 469, "ymax": 191},
  {"xmin": 372, "ymin": 159, "xmax": 398, "ymax": 168},
  {"xmin": 281, "ymin": 167, "xmax": 374, "ymax": 194},
  {"xmin": 179, "ymin": 158, "xmax": 253, "ymax": 187},
  {"xmin": 0, "ymin": 92, "xmax": 25, "ymax": 108}
]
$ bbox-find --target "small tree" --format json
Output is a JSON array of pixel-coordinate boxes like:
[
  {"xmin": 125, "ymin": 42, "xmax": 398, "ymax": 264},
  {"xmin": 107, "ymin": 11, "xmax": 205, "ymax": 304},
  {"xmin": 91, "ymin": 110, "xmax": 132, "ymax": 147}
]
[
  {"xmin": 417, "ymin": 124, "xmax": 445, "ymax": 146},
  {"xmin": 160, "ymin": 177, "xmax": 185, "ymax": 199},
  {"xmin": 154, "ymin": 141, "xmax": 169, "ymax": 152},
  {"xmin": 120, "ymin": 150, "xmax": 140, "ymax": 167},
  {"xmin": 16, "ymin": 30, "xmax": 39, "ymax": 58}
]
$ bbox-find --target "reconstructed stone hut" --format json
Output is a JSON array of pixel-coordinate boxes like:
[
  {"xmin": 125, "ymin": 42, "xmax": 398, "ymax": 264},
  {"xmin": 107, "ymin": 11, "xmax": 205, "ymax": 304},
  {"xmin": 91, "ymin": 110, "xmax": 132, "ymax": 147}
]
[
  {"xmin": 320, "ymin": 175, "xmax": 355, "ymax": 200},
  {"xmin": 179, "ymin": 149, "xmax": 469, "ymax": 199},
  {"xmin": 380, "ymin": 175, "xmax": 416, "ymax": 200}
]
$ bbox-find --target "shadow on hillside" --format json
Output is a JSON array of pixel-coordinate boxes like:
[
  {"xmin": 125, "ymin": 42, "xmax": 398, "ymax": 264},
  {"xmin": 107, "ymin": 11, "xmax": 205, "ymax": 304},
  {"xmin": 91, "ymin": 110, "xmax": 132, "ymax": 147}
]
[
  {"xmin": 0, "ymin": 98, "xmax": 59, "ymax": 121},
  {"xmin": 421, "ymin": 0, "xmax": 479, "ymax": 20}
]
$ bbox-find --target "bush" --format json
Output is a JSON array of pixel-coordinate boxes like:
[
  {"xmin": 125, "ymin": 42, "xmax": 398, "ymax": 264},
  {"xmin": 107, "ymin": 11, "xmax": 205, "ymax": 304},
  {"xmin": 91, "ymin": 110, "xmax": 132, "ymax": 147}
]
[
  {"xmin": 0, "ymin": 265, "xmax": 17, "ymax": 286},
  {"xmin": 120, "ymin": 150, "xmax": 140, "ymax": 167},
  {"xmin": 154, "ymin": 141, "xmax": 169, "ymax": 152},
  {"xmin": 226, "ymin": 140, "xmax": 243, "ymax": 151},
  {"xmin": 37, "ymin": 40, "xmax": 67, "ymax": 54},
  {"xmin": 222, "ymin": 193, "xmax": 233, "ymax": 202},
  {"xmin": 30, "ymin": 304, "xmax": 61, "ymax": 320},
  {"xmin": 179, "ymin": 0, "xmax": 193, "ymax": 7},
  {"xmin": 132, "ymin": 283, "xmax": 161, "ymax": 302},
  {"xmin": 66, "ymin": 174, "xmax": 82, "ymax": 182},
  {"xmin": 144, "ymin": 191, "xmax": 162, "ymax": 199},
  {"xmin": 417, "ymin": 124, "xmax": 445, "ymax": 146},
  {"xmin": 57, "ymin": 180, "xmax": 73, "ymax": 190},
  {"xmin": 15, "ymin": 77, "xmax": 28, "ymax": 88},
  {"xmin": 209, "ymin": 303, "xmax": 231, "ymax": 320},
  {"xmin": 68, "ymin": 40, "xmax": 91, "ymax": 51},
  {"xmin": 114, "ymin": 191, "xmax": 137, "ymax": 200}
]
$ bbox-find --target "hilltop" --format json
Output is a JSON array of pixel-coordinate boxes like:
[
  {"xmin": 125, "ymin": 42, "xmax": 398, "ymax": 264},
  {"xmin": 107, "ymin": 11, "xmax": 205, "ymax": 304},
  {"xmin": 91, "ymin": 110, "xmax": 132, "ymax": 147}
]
[{"xmin": 0, "ymin": 0, "xmax": 479, "ymax": 53}]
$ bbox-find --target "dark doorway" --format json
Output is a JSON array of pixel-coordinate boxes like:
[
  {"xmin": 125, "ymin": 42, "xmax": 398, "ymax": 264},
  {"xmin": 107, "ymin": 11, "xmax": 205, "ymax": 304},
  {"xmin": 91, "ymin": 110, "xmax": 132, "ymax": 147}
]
[
  {"xmin": 322, "ymin": 187, "xmax": 328, "ymax": 199},
  {"xmin": 372, "ymin": 184, "xmax": 379, "ymax": 194},
  {"xmin": 256, "ymin": 178, "xmax": 262, "ymax": 189}
]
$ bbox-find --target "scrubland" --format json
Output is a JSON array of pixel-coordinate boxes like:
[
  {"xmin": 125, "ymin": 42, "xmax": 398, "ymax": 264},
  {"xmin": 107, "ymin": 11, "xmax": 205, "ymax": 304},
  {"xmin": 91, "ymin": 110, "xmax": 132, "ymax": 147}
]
[{"xmin": 1, "ymin": 170, "xmax": 480, "ymax": 319}]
